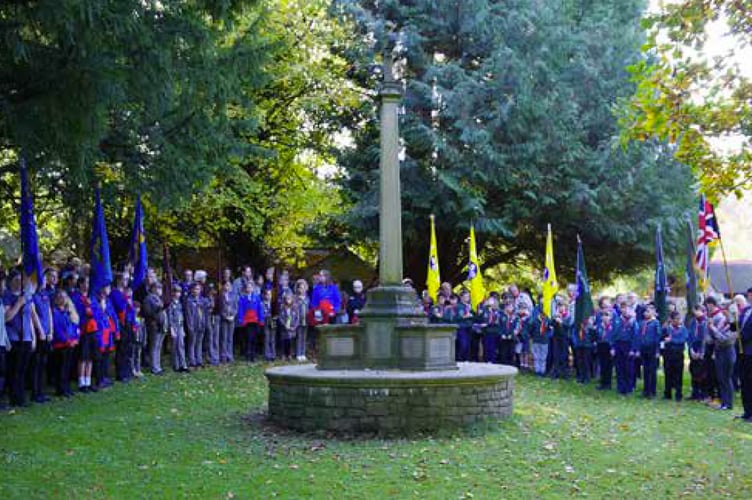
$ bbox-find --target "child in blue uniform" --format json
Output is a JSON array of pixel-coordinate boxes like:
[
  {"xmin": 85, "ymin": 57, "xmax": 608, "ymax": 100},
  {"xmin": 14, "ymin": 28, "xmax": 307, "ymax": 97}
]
[
  {"xmin": 595, "ymin": 310, "xmax": 615, "ymax": 390},
  {"xmin": 530, "ymin": 309, "xmax": 551, "ymax": 376},
  {"xmin": 480, "ymin": 296, "xmax": 501, "ymax": 363},
  {"xmin": 550, "ymin": 302, "xmax": 572, "ymax": 379},
  {"xmin": 572, "ymin": 316, "xmax": 596, "ymax": 384},
  {"xmin": 237, "ymin": 281, "xmax": 264, "ymax": 363},
  {"xmin": 613, "ymin": 308, "xmax": 638, "ymax": 395},
  {"xmin": 634, "ymin": 305, "xmax": 661, "ymax": 398},
  {"xmin": 498, "ymin": 302, "xmax": 517, "ymax": 366},
  {"xmin": 663, "ymin": 311, "xmax": 688, "ymax": 401},
  {"xmin": 52, "ymin": 290, "xmax": 79, "ymax": 397},
  {"xmin": 455, "ymin": 290, "xmax": 474, "ymax": 362}
]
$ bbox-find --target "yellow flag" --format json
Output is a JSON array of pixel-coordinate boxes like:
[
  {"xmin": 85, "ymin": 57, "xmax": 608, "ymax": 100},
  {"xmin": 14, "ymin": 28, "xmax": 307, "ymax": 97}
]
[
  {"xmin": 468, "ymin": 224, "xmax": 485, "ymax": 310},
  {"xmin": 542, "ymin": 223, "xmax": 559, "ymax": 318},
  {"xmin": 426, "ymin": 215, "xmax": 441, "ymax": 302}
]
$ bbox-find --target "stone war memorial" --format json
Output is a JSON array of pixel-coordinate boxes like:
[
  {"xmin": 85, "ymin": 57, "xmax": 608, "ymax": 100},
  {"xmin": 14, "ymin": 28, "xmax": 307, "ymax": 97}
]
[{"xmin": 265, "ymin": 49, "xmax": 517, "ymax": 435}]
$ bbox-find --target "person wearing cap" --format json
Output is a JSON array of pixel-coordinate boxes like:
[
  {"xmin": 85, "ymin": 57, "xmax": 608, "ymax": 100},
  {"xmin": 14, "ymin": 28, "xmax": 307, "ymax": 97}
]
[{"xmin": 167, "ymin": 285, "xmax": 189, "ymax": 372}]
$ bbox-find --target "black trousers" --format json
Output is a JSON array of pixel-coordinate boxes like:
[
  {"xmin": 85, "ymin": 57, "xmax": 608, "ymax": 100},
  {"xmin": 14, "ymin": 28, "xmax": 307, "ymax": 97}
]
[
  {"xmin": 243, "ymin": 324, "xmax": 259, "ymax": 362},
  {"xmin": 0, "ymin": 346, "xmax": 7, "ymax": 402},
  {"xmin": 663, "ymin": 350, "xmax": 684, "ymax": 400},
  {"xmin": 499, "ymin": 339, "xmax": 515, "ymax": 366},
  {"xmin": 575, "ymin": 348, "xmax": 591, "ymax": 383},
  {"xmin": 9, "ymin": 341, "xmax": 32, "ymax": 406},
  {"xmin": 740, "ymin": 354, "xmax": 752, "ymax": 418},
  {"xmin": 640, "ymin": 348, "xmax": 658, "ymax": 397},
  {"xmin": 32, "ymin": 340, "xmax": 50, "ymax": 397},
  {"xmin": 597, "ymin": 343, "xmax": 612, "ymax": 388},
  {"xmin": 704, "ymin": 345, "xmax": 718, "ymax": 398},
  {"xmin": 551, "ymin": 336, "xmax": 569, "ymax": 379},
  {"xmin": 55, "ymin": 348, "xmax": 73, "ymax": 395}
]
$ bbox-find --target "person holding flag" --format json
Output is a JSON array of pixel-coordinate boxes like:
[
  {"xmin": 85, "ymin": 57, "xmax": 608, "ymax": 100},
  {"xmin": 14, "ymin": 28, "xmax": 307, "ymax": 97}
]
[
  {"xmin": 542, "ymin": 224, "xmax": 559, "ymax": 318},
  {"xmin": 572, "ymin": 236, "xmax": 595, "ymax": 384},
  {"xmin": 426, "ymin": 215, "xmax": 441, "ymax": 304},
  {"xmin": 466, "ymin": 224, "xmax": 485, "ymax": 361},
  {"xmin": 89, "ymin": 188, "xmax": 117, "ymax": 386},
  {"xmin": 4, "ymin": 161, "xmax": 44, "ymax": 406}
]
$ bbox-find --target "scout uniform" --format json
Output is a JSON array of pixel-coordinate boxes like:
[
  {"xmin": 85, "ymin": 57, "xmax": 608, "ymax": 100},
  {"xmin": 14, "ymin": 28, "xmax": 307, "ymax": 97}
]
[
  {"xmin": 688, "ymin": 314, "xmax": 708, "ymax": 400},
  {"xmin": 184, "ymin": 293, "xmax": 206, "ymax": 367},
  {"xmin": 498, "ymin": 308, "xmax": 517, "ymax": 366},
  {"xmin": 595, "ymin": 318, "xmax": 615, "ymax": 390},
  {"xmin": 278, "ymin": 302, "xmax": 300, "ymax": 360},
  {"xmin": 529, "ymin": 311, "xmax": 552, "ymax": 376},
  {"xmin": 218, "ymin": 288, "xmax": 238, "ymax": 363},
  {"xmin": 52, "ymin": 303, "xmax": 78, "ymax": 396},
  {"xmin": 295, "ymin": 293, "xmax": 309, "ymax": 361},
  {"xmin": 634, "ymin": 317, "xmax": 662, "ymax": 398},
  {"xmin": 142, "ymin": 289, "xmax": 167, "ymax": 374},
  {"xmin": 613, "ymin": 316, "xmax": 638, "ymax": 395},
  {"xmin": 662, "ymin": 321, "xmax": 688, "ymax": 401},
  {"xmin": 481, "ymin": 304, "xmax": 501, "ymax": 364},
  {"xmin": 167, "ymin": 296, "xmax": 188, "ymax": 372},
  {"xmin": 571, "ymin": 322, "xmax": 596, "ymax": 384},
  {"xmin": 237, "ymin": 290, "xmax": 264, "ymax": 362}
]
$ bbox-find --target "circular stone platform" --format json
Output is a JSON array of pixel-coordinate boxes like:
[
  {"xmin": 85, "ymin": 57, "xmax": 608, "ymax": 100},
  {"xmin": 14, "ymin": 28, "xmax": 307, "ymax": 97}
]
[{"xmin": 265, "ymin": 363, "xmax": 517, "ymax": 434}]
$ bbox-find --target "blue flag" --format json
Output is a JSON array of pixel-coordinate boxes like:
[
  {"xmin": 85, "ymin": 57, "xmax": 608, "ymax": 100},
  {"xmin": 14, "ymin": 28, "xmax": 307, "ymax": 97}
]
[
  {"xmin": 655, "ymin": 226, "xmax": 668, "ymax": 323},
  {"xmin": 90, "ymin": 188, "xmax": 113, "ymax": 294},
  {"xmin": 128, "ymin": 194, "xmax": 148, "ymax": 290},
  {"xmin": 20, "ymin": 159, "xmax": 43, "ymax": 291},
  {"xmin": 574, "ymin": 236, "xmax": 593, "ymax": 328}
]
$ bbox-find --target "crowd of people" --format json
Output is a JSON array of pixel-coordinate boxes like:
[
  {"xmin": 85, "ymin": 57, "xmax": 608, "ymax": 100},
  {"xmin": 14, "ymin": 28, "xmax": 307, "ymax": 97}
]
[
  {"xmin": 2, "ymin": 263, "xmax": 751, "ymax": 424},
  {"xmin": 0, "ymin": 262, "xmax": 363, "ymax": 409},
  {"xmin": 422, "ymin": 281, "xmax": 752, "ymax": 422}
]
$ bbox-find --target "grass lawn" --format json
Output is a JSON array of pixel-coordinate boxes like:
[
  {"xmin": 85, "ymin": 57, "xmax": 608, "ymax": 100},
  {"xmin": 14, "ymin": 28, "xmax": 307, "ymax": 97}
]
[{"xmin": 2, "ymin": 362, "xmax": 751, "ymax": 498}]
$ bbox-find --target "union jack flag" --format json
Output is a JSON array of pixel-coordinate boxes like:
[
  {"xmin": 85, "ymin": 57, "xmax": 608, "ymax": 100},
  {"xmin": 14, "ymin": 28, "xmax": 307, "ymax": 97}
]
[{"xmin": 695, "ymin": 194, "xmax": 720, "ymax": 291}]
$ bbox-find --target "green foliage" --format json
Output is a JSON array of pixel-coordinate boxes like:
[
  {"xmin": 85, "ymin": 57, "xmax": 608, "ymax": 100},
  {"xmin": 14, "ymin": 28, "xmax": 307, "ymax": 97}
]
[
  {"xmin": 619, "ymin": 0, "xmax": 752, "ymax": 199},
  {"xmin": 334, "ymin": 0, "xmax": 695, "ymax": 287},
  {"xmin": 0, "ymin": 0, "xmax": 268, "ymax": 205},
  {"xmin": 2, "ymin": 364, "xmax": 751, "ymax": 497}
]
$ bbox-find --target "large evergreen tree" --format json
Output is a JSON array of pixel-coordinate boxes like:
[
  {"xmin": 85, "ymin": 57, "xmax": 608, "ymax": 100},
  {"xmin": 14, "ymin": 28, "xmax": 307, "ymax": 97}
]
[{"xmin": 333, "ymin": 0, "xmax": 694, "ymax": 285}]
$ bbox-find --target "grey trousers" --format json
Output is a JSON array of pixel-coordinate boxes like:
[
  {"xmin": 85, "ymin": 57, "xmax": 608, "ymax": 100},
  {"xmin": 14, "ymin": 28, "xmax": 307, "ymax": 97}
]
[
  {"xmin": 208, "ymin": 316, "xmax": 220, "ymax": 365},
  {"xmin": 188, "ymin": 328, "xmax": 205, "ymax": 367},
  {"xmin": 264, "ymin": 324, "xmax": 276, "ymax": 361},
  {"xmin": 532, "ymin": 343, "xmax": 549, "ymax": 375},
  {"xmin": 132, "ymin": 344, "xmax": 142, "ymax": 374},
  {"xmin": 716, "ymin": 344, "xmax": 737, "ymax": 408},
  {"xmin": 219, "ymin": 320, "xmax": 234, "ymax": 363},
  {"xmin": 295, "ymin": 326, "xmax": 307, "ymax": 358},
  {"xmin": 149, "ymin": 329, "xmax": 165, "ymax": 374},
  {"xmin": 172, "ymin": 331, "xmax": 187, "ymax": 370}
]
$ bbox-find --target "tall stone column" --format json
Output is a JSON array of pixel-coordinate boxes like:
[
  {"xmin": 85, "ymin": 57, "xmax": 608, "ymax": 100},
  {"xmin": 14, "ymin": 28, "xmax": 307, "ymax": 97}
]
[{"xmin": 378, "ymin": 60, "xmax": 404, "ymax": 286}]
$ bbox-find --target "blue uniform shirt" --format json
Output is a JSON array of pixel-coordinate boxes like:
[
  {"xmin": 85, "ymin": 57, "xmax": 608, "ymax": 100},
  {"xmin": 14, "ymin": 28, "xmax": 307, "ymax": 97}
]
[{"xmin": 633, "ymin": 318, "xmax": 662, "ymax": 351}]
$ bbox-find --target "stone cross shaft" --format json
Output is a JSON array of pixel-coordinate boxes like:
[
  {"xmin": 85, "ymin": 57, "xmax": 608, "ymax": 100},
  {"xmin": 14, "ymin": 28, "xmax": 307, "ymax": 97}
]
[{"xmin": 378, "ymin": 55, "xmax": 404, "ymax": 286}]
